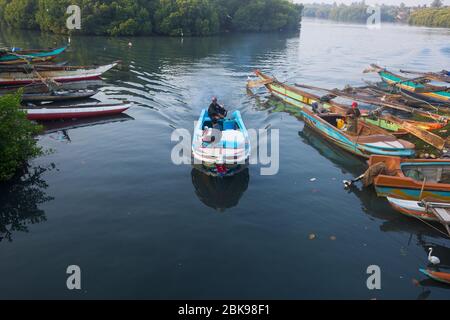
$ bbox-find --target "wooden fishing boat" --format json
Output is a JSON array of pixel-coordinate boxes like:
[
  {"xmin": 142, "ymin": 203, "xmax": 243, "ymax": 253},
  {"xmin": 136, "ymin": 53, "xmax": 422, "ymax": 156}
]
[
  {"xmin": 0, "ymin": 62, "xmax": 70, "ymax": 73},
  {"xmin": 369, "ymin": 155, "xmax": 450, "ymax": 201},
  {"xmin": 419, "ymin": 269, "xmax": 450, "ymax": 285},
  {"xmin": 192, "ymin": 109, "xmax": 251, "ymax": 176},
  {"xmin": 0, "ymin": 46, "xmax": 66, "ymax": 65},
  {"xmin": 23, "ymin": 103, "xmax": 130, "ymax": 120},
  {"xmin": 300, "ymin": 107, "xmax": 415, "ymax": 158},
  {"xmin": 400, "ymin": 69, "xmax": 450, "ymax": 83},
  {"xmin": 252, "ymin": 70, "xmax": 446, "ymax": 133},
  {"xmin": 367, "ymin": 64, "xmax": 450, "ymax": 107},
  {"xmin": 0, "ymin": 62, "xmax": 118, "ymax": 86},
  {"xmin": 0, "ymin": 89, "xmax": 97, "ymax": 103},
  {"xmin": 387, "ymin": 197, "xmax": 450, "ymax": 236}
]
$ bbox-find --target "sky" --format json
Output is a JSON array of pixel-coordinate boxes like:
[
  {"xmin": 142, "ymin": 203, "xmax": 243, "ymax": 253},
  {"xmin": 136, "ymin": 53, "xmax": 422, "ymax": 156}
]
[{"xmin": 296, "ymin": 0, "xmax": 450, "ymax": 5}]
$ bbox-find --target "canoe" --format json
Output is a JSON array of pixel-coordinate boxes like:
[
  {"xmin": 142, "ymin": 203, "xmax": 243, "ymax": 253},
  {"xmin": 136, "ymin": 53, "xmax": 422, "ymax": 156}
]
[
  {"xmin": 419, "ymin": 269, "xmax": 450, "ymax": 285},
  {"xmin": 370, "ymin": 155, "xmax": 450, "ymax": 201},
  {"xmin": 1, "ymin": 89, "xmax": 97, "ymax": 103},
  {"xmin": 370, "ymin": 65, "xmax": 450, "ymax": 107},
  {"xmin": 0, "ymin": 62, "xmax": 71, "ymax": 73},
  {"xmin": 0, "ymin": 46, "xmax": 66, "ymax": 65},
  {"xmin": 0, "ymin": 62, "xmax": 118, "ymax": 86},
  {"xmin": 387, "ymin": 197, "xmax": 443, "ymax": 221},
  {"xmin": 253, "ymin": 70, "xmax": 445, "ymax": 134},
  {"xmin": 400, "ymin": 69, "xmax": 450, "ymax": 83},
  {"xmin": 23, "ymin": 103, "xmax": 130, "ymax": 120},
  {"xmin": 192, "ymin": 109, "xmax": 251, "ymax": 176},
  {"xmin": 387, "ymin": 196, "xmax": 450, "ymax": 236},
  {"xmin": 300, "ymin": 107, "xmax": 415, "ymax": 158}
]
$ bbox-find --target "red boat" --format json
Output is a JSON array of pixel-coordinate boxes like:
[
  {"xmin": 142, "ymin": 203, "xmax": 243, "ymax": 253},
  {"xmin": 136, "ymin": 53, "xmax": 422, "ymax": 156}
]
[{"xmin": 24, "ymin": 103, "xmax": 131, "ymax": 121}]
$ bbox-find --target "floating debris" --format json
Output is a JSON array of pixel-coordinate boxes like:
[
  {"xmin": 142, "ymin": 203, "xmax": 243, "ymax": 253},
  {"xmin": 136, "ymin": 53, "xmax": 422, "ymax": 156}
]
[
  {"xmin": 310, "ymin": 178, "xmax": 317, "ymax": 182},
  {"xmin": 308, "ymin": 234, "xmax": 316, "ymax": 240}
]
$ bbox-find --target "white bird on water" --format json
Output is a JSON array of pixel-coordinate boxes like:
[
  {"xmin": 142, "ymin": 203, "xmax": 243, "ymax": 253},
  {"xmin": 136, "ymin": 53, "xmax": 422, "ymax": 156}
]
[{"xmin": 428, "ymin": 248, "xmax": 440, "ymax": 265}]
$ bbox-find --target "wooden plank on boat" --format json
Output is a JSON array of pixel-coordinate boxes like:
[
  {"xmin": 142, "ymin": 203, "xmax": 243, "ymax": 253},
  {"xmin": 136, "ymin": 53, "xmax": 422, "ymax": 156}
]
[
  {"xmin": 400, "ymin": 121, "xmax": 446, "ymax": 150},
  {"xmin": 433, "ymin": 208, "xmax": 450, "ymax": 222},
  {"xmin": 247, "ymin": 78, "xmax": 273, "ymax": 88},
  {"xmin": 295, "ymin": 83, "xmax": 448, "ymax": 122},
  {"xmin": 426, "ymin": 206, "xmax": 450, "ymax": 236}
]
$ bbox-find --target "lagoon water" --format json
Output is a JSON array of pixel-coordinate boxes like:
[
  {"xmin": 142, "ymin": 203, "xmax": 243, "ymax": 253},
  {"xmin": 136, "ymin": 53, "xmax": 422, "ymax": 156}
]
[{"xmin": 0, "ymin": 19, "xmax": 449, "ymax": 299}]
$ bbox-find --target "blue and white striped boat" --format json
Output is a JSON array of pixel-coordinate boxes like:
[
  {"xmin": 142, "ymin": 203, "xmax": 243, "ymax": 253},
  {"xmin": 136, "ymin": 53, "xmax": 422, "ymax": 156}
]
[{"xmin": 192, "ymin": 109, "xmax": 251, "ymax": 176}]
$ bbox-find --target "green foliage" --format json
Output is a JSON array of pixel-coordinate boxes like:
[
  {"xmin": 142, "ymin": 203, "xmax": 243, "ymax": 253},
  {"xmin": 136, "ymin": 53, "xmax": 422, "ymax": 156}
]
[
  {"xmin": 0, "ymin": 0, "xmax": 302, "ymax": 36},
  {"xmin": 232, "ymin": 0, "xmax": 302, "ymax": 32},
  {"xmin": 154, "ymin": 0, "xmax": 220, "ymax": 36},
  {"xmin": 35, "ymin": 0, "xmax": 152, "ymax": 35},
  {"xmin": 1, "ymin": 0, "xmax": 38, "ymax": 29},
  {"xmin": 409, "ymin": 7, "xmax": 450, "ymax": 28},
  {"xmin": 0, "ymin": 93, "xmax": 43, "ymax": 182}
]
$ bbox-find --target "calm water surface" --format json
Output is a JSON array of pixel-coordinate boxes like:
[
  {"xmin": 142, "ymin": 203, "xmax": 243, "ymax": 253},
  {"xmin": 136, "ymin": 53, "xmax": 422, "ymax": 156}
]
[{"xmin": 1, "ymin": 19, "xmax": 450, "ymax": 299}]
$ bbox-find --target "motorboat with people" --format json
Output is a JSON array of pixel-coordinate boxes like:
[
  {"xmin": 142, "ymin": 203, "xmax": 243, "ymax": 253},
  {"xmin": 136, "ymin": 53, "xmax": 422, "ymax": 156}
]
[{"xmin": 192, "ymin": 98, "xmax": 251, "ymax": 177}]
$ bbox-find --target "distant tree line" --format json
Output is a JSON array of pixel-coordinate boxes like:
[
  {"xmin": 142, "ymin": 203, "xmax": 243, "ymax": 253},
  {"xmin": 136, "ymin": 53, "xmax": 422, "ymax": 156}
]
[
  {"xmin": 408, "ymin": 7, "xmax": 450, "ymax": 28},
  {"xmin": 0, "ymin": 0, "xmax": 303, "ymax": 36},
  {"xmin": 302, "ymin": 1, "xmax": 450, "ymax": 27},
  {"xmin": 302, "ymin": 2, "xmax": 400, "ymax": 23}
]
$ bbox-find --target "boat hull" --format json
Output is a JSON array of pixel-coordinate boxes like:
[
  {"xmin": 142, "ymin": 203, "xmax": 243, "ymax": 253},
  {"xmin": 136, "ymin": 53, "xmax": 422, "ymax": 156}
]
[
  {"xmin": 24, "ymin": 104, "xmax": 130, "ymax": 121},
  {"xmin": 0, "ymin": 46, "xmax": 66, "ymax": 64},
  {"xmin": 386, "ymin": 197, "xmax": 438, "ymax": 221},
  {"xmin": 370, "ymin": 155, "xmax": 450, "ymax": 201},
  {"xmin": 300, "ymin": 109, "xmax": 415, "ymax": 158},
  {"xmin": 379, "ymin": 71, "xmax": 450, "ymax": 107},
  {"xmin": 0, "ymin": 62, "xmax": 116, "ymax": 86}
]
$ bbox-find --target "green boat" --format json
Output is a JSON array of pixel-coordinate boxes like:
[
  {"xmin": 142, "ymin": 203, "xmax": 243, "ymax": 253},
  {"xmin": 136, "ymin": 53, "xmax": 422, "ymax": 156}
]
[
  {"xmin": 0, "ymin": 46, "xmax": 66, "ymax": 65},
  {"xmin": 252, "ymin": 70, "xmax": 406, "ymax": 134}
]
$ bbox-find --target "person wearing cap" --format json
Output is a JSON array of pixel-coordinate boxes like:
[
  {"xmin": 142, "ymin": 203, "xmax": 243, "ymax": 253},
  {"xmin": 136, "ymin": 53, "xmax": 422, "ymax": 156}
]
[
  {"xmin": 208, "ymin": 97, "xmax": 227, "ymax": 123},
  {"xmin": 345, "ymin": 102, "xmax": 361, "ymax": 134}
]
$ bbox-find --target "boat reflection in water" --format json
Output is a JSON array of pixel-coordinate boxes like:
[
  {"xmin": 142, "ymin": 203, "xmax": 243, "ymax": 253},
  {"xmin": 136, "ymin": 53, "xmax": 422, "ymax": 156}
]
[
  {"xmin": 40, "ymin": 113, "xmax": 134, "ymax": 143},
  {"xmin": 0, "ymin": 165, "xmax": 54, "ymax": 242},
  {"xmin": 191, "ymin": 167, "xmax": 249, "ymax": 211}
]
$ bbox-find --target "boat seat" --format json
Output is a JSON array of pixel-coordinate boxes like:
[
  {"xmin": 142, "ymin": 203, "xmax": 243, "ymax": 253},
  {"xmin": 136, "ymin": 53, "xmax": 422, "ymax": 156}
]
[{"xmin": 223, "ymin": 120, "xmax": 236, "ymax": 130}]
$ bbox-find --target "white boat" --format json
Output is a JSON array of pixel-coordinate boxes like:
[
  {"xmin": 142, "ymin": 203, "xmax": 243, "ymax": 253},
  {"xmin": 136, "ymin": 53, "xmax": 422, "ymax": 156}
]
[
  {"xmin": 24, "ymin": 103, "xmax": 131, "ymax": 120},
  {"xmin": 192, "ymin": 109, "xmax": 251, "ymax": 176},
  {"xmin": 387, "ymin": 196, "xmax": 450, "ymax": 236},
  {"xmin": 0, "ymin": 62, "xmax": 118, "ymax": 86}
]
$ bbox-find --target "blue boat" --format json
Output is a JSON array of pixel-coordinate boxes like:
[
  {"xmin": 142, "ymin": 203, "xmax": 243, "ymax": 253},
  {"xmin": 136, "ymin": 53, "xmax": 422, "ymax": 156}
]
[
  {"xmin": 0, "ymin": 46, "xmax": 66, "ymax": 64},
  {"xmin": 300, "ymin": 107, "xmax": 415, "ymax": 158},
  {"xmin": 192, "ymin": 109, "xmax": 251, "ymax": 176}
]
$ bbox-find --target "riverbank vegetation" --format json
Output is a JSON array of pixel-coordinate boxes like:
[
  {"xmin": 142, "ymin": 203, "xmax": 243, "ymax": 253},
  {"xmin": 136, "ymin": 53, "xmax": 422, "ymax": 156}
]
[
  {"xmin": 0, "ymin": 0, "xmax": 303, "ymax": 36},
  {"xmin": 0, "ymin": 93, "xmax": 43, "ymax": 182},
  {"xmin": 408, "ymin": 7, "xmax": 450, "ymax": 28}
]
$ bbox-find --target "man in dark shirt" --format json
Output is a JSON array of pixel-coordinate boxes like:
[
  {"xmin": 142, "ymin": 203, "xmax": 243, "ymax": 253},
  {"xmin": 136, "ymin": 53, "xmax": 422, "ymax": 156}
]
[
  {"xmin": 208, "ymin": 97, "xmax": 227, "ymax": 123},
  {"xmin": 345, "ymin": 102, "xmax": 361, "ymax": 134}
]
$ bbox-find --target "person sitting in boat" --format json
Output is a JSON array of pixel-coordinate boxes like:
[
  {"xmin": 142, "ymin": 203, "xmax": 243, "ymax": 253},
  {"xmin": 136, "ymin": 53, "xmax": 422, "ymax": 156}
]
[
  {"xmin": 312, "ymin": 102, "xmax": 327, "ymax": 114},
  {"xmin": 345, "ymin": 102, "xmax": 361, "ymax": 134},
  {"xmin": 208, "ymin": 97, "xmax": 227, "ymax": 124}
]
